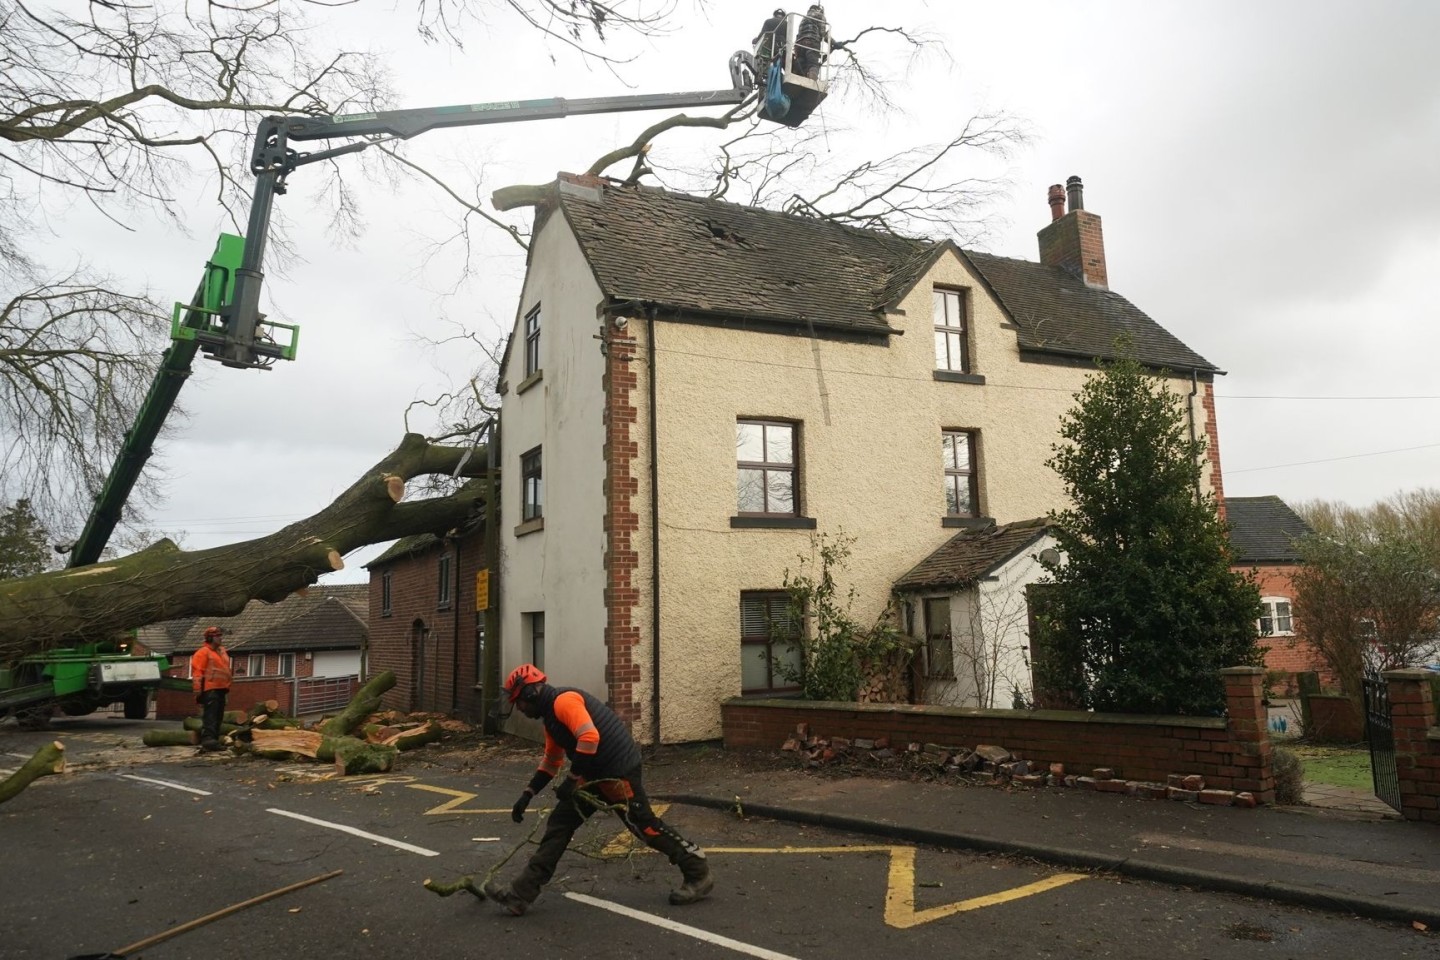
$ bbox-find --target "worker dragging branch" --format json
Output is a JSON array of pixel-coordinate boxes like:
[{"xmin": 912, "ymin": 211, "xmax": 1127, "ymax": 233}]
[{"xmin": 483, "ymin": 665, "xmax": 714, "ymax": 915}]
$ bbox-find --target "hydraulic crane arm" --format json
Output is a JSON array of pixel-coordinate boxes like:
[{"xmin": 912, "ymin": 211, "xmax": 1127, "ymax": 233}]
[{"xmin": 208, "ymin": 63, "xmax": 757, "ymax": 370}]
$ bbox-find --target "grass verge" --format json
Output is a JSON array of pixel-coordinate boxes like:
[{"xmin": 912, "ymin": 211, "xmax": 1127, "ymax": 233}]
[{"xmin": 1290, "ymin": 743, "xmax": 1373, "ymax": 790}]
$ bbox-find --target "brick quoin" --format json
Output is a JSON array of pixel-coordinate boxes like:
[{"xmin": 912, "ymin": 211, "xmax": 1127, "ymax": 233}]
[
  {"xmin": 1202, "ymin": 379, "xmax": 1226, "ymax": 518},
  {"xmin": 603, "ymin": 326, "xmax": 642, "ymax": 730}
]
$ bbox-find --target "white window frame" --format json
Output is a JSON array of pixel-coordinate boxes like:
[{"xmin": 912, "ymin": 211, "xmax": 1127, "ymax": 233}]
[
  {"xmin": 248, "ymin": 653, "xmax": 265, "ymax": 676},
  {"xmin": 933, "ymin": 288, "xmax": 969, "ymax": 373},
  {"xmin": 1258, "ymin": 597, "xmax": 1294, "ymax": 637}
]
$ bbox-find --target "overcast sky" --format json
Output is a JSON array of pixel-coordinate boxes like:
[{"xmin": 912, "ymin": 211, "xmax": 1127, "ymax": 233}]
[{"xmin": 41, "ymin": 0, "xmax": 1440, "ymax": 583}]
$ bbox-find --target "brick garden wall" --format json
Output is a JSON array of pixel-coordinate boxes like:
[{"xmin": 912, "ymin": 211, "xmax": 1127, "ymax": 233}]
[
  {"xmin": 1387, "ymin": 670, "xmax": 1440, "ymax": 823},
  {"xmin": 723, "ymin": 666, "xmax": 1275, "ymax": 802}
]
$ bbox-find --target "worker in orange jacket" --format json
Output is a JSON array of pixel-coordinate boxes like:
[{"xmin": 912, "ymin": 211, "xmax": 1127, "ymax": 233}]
[
  {"xmin": 483, "ymin": 664, "xmax": 713, "ymax": 915},
  {"xmin": 190, "ymin": 627, "xmax": 233, "ymax": 751}
]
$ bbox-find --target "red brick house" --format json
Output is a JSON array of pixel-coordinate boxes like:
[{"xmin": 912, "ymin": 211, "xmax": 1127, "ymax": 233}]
[
  {"xmin": 1226, "ymin": 495, "xmax": 1326, "ymax": 685},
  {"xmin": 363, "ymin": 526, "xmax": 487, "ymax": 720},
  {"xmin": 138, "ymin": 584, "xmax": 368, "ymax": 719}
]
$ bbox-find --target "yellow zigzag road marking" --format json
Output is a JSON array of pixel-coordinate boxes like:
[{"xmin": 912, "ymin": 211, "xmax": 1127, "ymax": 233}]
[
  {"xmin": 604, "ymin": 836, "xmax": 1088, "ymax": 929},
  {"xmin": 408, "ymin": 783, "xmax": 550, "ymax": 817},
  {"xmin": 885, "ymin": 847, "xmax": 1088, "ymax": 929}
]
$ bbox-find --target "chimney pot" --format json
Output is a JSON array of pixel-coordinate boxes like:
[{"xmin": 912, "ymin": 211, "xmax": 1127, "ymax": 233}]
[
  {"xmin": 1046, "ymin": 184, "xmax": 1065, "ymax": 222},
  {"xmin": 1066, "ymin": 175, "xmax": 1084, "ymax": 213}
]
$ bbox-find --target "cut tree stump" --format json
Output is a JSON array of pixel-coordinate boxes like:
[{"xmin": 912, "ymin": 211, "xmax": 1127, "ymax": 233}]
[
  {"xmin": 385, "ymin": 720, "xmax": 442, "ymax": 750},
  {"xmin": 332, "ymin": 737, "xmax": 396, "ymax": 775},
  {"xmin": 250, "ymin": 728, "xmax": 328, "ymax": 759},
  {"xmin": 0, "ymin": 741, "xmax": 65, "ymax": 805}
]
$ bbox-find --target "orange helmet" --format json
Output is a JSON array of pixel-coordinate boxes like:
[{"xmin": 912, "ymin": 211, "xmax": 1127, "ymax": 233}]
[
  {"xmin": 504, "ymin": 664, "xmax": 547, "ymax": 703},
  {"xmin": 203, "ymin": 626, "xmax": 223, "ymax": 641}
]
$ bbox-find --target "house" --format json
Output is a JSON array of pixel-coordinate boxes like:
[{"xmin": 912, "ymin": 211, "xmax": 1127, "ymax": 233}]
[
  {"xmin": 1226, "ymin": 494, "xmax": 1323, "ymax": 685},
  {"xmin": 363, "ymin": 526, "xmax": 487, "ymax": 718},
  {"xmin": 137, "ymin": 583, "xmax": 368, "ymax": 719},
  {"xmin": 492, "ymin": 171, "xmax": 1225, "ymax": 743}
]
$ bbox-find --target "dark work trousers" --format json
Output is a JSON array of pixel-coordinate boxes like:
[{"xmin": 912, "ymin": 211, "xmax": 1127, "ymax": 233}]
[
  {"xmin": 513, "ymin": 765, "xmax": 706, "ymax": 902},
  {"xmin": 199, "ymin": 689, "xmax": 229, "ymax": 745}
]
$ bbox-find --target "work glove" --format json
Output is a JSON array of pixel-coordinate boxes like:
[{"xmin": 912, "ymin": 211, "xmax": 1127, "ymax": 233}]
[
  {"xmin": 511, "ymin": 789, "xmax": 534, "ymax": 823},
  {"xmin": 555, "ymin": 775, "xmax": 581, "ymax": 805}
]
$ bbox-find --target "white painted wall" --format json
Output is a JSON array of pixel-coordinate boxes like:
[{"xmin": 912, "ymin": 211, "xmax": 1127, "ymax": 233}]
[{"xmin": 498, "ymin": 205, "xmax": 610, "ymax": 723}]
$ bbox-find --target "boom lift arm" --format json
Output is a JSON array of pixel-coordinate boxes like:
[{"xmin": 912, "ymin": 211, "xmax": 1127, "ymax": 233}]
[{"xmin": 211, "ymin": 60, "xmax": 759, "ymax": 371}]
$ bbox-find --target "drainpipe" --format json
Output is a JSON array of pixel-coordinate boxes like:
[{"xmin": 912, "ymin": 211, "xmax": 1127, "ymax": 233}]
[
  {"xmin": 1188, "ymin": 369, "xmax": 1201, "ymax": 501},
  {"xmin": 647, "ymin": 313, "xmax": 663, "ymax": 748},
  {"xmin": 482, "ymin": 418, "xmax": 501, "ymax": 732},
  {"xmin": 451, "ymin": 531, "xmax": 461, "ymax": 714}
]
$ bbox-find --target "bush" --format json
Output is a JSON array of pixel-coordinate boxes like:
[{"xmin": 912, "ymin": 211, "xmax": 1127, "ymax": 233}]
[{"xmin": 1272, "ymin": 745, "xmax": 1305, "ymax": 805}]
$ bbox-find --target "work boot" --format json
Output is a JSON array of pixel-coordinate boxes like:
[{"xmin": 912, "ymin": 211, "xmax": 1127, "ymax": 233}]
[
  {"xmin": 482, "ymin": 879, "xmax": 532, "ymax": 916},
  {"xmin": 668, "ymin": 856, "xmax": 713, "ymax": 905},
  {"xmin": 199, "ymin": 739, "xmax": 222, "ymax": 753}
]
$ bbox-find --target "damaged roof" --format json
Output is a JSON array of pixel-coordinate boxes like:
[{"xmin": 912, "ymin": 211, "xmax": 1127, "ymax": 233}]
[
  {"xmin": 137, "ymin": 583, "xmax": 368, "ymax": 656},
  {"xmin": 893, "ymin": 518, "xmax": 1052, "ymax": 593},
  {"xmin": 1227, "ymin": 496, "xmax": 1312, "ymax": 564},
  {"xmin": 554, "ymin": 179, "xmax": 1215, "ymax": 371}
]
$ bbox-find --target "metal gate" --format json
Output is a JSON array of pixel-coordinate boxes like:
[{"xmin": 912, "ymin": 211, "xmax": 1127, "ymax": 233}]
[{"xmin": 1362, "ymin": 670, "xmax": 1402, "ymax": 812}]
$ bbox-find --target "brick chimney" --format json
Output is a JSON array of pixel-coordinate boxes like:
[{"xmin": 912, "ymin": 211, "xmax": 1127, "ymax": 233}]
[{"xmin": 1037, "ymin": 175, "xmax": 1108, "ymax": 290}]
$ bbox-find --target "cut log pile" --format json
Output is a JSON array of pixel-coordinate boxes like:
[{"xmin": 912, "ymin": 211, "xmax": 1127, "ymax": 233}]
[
  {"xmin": 780, "ymin": 722, "xmax": 1260, "ymax": 808},
  {"xmin": 142, "ymin": 671, "xmax": 462, "ymax": 776}
]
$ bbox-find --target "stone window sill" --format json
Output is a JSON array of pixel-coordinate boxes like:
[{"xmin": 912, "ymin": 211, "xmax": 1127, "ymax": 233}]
[
  {"xmin": 942, "ymin": 516, "xmax": 994, "ymax": 530},
  {"xmin": 730, "ymin": 516, "xmax": 818, "ymax": 530},
  {"xmin": 933, "ymin": 370, "xmax": 986, "ymax": 385},
  {"xmin": 515, "ymin": 517, "xmax": 545, "ymax": 537},
  {"xmin": 517, "ymin": 369, "xmax": 543, "ymax": 395}
]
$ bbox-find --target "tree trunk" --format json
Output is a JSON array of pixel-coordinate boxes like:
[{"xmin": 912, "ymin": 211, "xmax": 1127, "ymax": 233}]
[
  {"xmin": 318, "ymin": 671, "xmax": 397, "ymax": 738},
  {"xmin": 0, "ymin": 435, "xmax": 487, "ymax": 661},
  {"xmin": 384, "ymin": 720, "xmax": 443, "ymax": 750},
  {"xmin": 332, "ymin": 737, "xmax": 396, "ymax": 775},
  {"xmin": 0, "ymin": 741, "xmax": 64, "ymax": 804},
  {"xmin": 143, "ymin": 729, "xmax": 199, "ymax": 747}
]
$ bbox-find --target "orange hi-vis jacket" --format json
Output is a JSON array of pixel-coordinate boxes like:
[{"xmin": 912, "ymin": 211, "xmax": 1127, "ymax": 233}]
[{"xmin": 190, "ymin": 643, "xmax": 233, "ymax": 693}]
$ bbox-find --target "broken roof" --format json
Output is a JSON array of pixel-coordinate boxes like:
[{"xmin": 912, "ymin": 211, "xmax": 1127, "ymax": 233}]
[
  {"xmin": 1227, "ymin": 496, "xmax": 1312, "ymax": 564},
  {"xmin": 553, "ymin": 178, "xmax": 1216, "ymax": 372},
  {"xmin": 137, "ymin": 583, "xmax": 368, "ymax": 656},
  {"xmin": 893, "ymin": 519, "xmax": 1052, "ymax": 593}
]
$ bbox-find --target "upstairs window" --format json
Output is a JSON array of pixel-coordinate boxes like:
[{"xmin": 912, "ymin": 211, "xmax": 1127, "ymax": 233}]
[
  {"xmin": 279, "ymin": 653, "xmax": 296, "ymax": 677},
  {"xmin": 247, "ymin": 653, "xmax": 265, "ymax": 677},
  {"xmin": 522, "ymin": 447, "xmax": 543, "ymax": 521},
  {"xmin": 524, "ymin": 305, "xmax": 541, "ymax": 378},
  {"xmin": 933, "ymin": 288, "xmax": 969, "ymax": 372},
  {"xmin": 942, "ymin": 430, "xmax": 979, "ymax": 517},
  {"xmin": 1259, "ymin": 597, "xmax": 1294, "ymax": 636},
  {"xmin": 381, "ymin": 571, "xmax": 393, "ymax": 617},
  {"xmin": 737, "ymin": 420, "xmax": 797, "ymax": 516},
  {"xmin": 438, "ymin": 553, "xmax": 453, "ymax": 609}
]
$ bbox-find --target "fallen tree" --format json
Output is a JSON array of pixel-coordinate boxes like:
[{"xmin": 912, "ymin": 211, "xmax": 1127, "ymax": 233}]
[
  {"xmin": 0, "ymin": 741, "xmax": 64, "ymax": 805},
  {"xmin": 0, "ymin": 435, "xmax": 487, "ymax": 662}
]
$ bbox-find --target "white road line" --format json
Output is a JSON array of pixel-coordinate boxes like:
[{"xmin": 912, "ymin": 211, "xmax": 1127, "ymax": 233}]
[
  {"xmin": 120, "ymin": 774, "xmax": 213, "ymax": 796},
  {"xmin": 266, "ymin": 808, "xmax": 439, "ymax": 857},
  {"xmin": 566, "ymin": 892, "xmax": 807, "ymax": 960}
]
